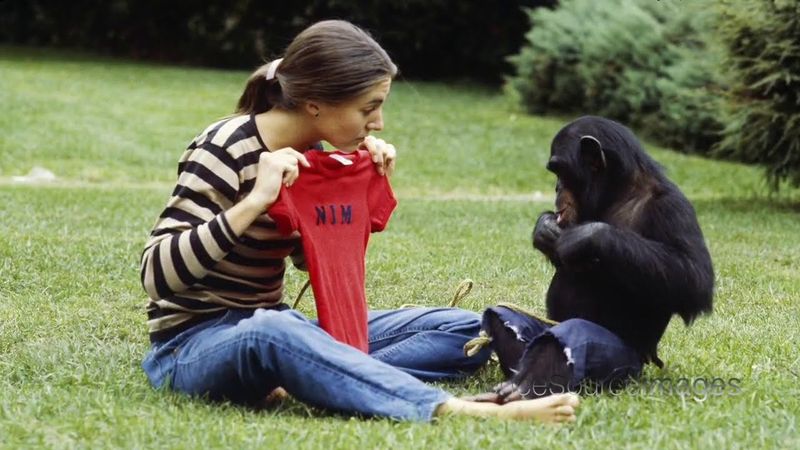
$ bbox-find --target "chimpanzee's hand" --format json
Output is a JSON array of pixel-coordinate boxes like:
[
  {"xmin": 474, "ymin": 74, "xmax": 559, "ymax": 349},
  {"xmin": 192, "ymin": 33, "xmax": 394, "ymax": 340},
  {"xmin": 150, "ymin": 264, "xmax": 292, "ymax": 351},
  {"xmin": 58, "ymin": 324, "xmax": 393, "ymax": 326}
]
[
  {"xmin": 533, "ymin": 212, "xmax": 562, "ymax": 257},
  {"xmin": 493, "ymin": 350, "xmax": 571, "ymax": 402},
  {"xmin": 555, "ymin": 222, "xmax": 609, "ymax": 269}
]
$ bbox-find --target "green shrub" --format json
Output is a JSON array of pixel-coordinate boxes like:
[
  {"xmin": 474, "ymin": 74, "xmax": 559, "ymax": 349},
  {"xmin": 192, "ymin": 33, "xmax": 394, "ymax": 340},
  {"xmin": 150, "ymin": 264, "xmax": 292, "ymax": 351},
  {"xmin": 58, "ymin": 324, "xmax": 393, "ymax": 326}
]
[
  {"xmin": 711, "ymin": 0, "xmax": 800, "ymax": 190},
  {"xmin": 0, "ymin": 0, "xmax": 555, "ymax": 82},
  {"xmin": 508, "ymin": 0, "xmax": 724, "ymax": 153}
]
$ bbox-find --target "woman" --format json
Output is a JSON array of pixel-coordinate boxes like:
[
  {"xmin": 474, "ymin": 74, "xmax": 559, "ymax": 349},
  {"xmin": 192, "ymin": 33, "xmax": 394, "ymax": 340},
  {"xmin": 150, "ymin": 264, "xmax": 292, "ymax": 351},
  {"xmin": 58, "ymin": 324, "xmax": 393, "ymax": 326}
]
[{"xmin": 140, "ymin": 19, "xmax": 578, "ymax": 422}]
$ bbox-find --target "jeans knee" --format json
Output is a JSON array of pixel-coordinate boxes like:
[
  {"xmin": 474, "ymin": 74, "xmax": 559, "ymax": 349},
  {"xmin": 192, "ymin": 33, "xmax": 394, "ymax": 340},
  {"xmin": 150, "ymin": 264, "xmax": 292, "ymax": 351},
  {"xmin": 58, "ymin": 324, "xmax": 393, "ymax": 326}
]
[
  {"xmin": 231, "ymin": 309, "xmax": 312, "ymax": 346},
  {"xmin": 435, "ymin": 308, "xmax": 482, "ymax": 334},
  {"xmin": 242, "ymin": 308, "xmax": 301, "ymax": 326}
]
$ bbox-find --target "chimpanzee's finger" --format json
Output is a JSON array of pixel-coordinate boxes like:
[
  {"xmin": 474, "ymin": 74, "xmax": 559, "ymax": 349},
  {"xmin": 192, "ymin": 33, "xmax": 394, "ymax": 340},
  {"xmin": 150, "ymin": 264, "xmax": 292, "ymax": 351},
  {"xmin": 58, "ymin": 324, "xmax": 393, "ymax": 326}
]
[
  {"xmin": 501, "ymin": 389, "xmax": 524, "ymax": 403},
  {"xmin": 494, "ymin": 381, "xmax": 518, "ymax": 397},
  {"xmin": 460, "ymin": 392, "xmax": 505, "ymax": 404}
]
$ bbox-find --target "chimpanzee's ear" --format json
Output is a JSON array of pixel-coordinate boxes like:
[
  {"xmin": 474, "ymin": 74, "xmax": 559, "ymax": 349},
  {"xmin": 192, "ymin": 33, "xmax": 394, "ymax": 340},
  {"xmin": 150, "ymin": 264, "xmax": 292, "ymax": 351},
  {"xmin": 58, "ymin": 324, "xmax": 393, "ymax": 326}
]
[{"xmin": 579, "ymin": 135, "xmax": 607, "ymax": 172}]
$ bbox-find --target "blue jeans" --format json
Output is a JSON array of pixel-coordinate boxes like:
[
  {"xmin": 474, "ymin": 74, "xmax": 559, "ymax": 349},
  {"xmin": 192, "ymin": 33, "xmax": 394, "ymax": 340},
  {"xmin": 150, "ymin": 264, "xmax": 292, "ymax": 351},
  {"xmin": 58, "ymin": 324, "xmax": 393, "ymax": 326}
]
[
  {"xmin": 482, "ymin": 306, "xmax": 643, "ymax": 388},
  {"xmin": 142, "ymin": 307, "xmax": 491, "ymax": 422}
]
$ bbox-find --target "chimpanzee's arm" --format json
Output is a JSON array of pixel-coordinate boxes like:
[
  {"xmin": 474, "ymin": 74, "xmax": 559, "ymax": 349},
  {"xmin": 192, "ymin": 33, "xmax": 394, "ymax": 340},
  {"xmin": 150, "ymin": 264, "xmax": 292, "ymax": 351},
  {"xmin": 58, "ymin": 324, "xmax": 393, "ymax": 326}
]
[{"xmin": 555, "ymin": 197, "xmax": 713, "ymax": 310}]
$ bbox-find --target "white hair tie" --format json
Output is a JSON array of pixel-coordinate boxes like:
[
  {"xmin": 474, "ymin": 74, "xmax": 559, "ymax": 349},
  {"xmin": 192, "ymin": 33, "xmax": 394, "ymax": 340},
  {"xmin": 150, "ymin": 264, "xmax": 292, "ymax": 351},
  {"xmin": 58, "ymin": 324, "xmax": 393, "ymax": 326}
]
[{"xmin": 265, "ymin": 58, "xmax": 283, "ymax": 81}]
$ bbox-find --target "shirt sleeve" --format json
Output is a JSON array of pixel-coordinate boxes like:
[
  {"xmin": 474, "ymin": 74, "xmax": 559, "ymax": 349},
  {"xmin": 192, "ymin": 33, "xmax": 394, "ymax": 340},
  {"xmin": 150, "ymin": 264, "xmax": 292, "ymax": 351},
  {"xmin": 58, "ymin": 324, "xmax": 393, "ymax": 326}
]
[
  {"xmin": 140, "ymin": 142, "xmax": 241, "ymax": 301},
  {"xmin": 267, "ymin": 185, "xmax": 300, "ymax": 236},
  {"xmin": 367, "ymin": 173, "xmax": 398, "ymax": 232}
]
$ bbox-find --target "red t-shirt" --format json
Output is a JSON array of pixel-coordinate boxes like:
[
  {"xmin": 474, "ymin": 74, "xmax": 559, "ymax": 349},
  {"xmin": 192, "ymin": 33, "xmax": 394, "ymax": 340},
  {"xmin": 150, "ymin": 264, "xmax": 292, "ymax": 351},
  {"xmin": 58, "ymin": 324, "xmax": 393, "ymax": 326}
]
[{"xmin": 267, "ymin": 150, "xmax": 397, "ymax": 352}]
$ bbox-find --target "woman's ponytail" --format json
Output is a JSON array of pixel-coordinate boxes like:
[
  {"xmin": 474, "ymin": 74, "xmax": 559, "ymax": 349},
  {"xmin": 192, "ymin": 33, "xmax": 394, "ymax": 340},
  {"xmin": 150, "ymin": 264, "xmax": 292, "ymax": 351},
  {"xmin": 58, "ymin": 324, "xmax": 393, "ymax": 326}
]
[{"xmin": 236, "ymin": 60, "xmax": 283, "ymax": 115}]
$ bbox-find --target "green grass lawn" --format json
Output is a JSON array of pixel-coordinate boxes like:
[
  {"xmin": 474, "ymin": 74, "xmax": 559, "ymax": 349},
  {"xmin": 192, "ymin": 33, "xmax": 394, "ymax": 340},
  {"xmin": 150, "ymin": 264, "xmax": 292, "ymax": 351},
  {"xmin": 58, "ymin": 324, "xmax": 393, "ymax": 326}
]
[{"xmin": 1, "ymin": 46, "xmax": 799, "ymax": 449}]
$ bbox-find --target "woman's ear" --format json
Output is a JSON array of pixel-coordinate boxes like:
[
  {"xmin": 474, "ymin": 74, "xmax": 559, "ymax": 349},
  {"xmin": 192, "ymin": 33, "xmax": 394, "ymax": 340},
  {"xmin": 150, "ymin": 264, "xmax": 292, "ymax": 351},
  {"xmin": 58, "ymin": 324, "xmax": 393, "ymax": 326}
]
[{"xmin": 304, "ymin": 102, "xmax": 321, "ymax": 118}]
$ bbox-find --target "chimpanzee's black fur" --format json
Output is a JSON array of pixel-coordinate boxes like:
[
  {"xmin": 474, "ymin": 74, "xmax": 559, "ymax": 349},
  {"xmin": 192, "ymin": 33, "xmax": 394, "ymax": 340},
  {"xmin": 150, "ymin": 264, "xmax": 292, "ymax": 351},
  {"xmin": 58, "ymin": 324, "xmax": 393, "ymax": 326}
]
[{"xmin": 494, "ymin": 116, "xmax": 714, "ymax": 400}]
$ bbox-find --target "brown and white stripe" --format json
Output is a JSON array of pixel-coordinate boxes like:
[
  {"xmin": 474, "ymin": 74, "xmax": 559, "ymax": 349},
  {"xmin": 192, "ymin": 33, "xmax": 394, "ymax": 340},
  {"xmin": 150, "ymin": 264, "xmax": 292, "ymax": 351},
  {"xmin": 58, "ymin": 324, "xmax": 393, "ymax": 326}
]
[{"xmin": 140, "ymin": 115, "xmax": 303, "ymax": 343}]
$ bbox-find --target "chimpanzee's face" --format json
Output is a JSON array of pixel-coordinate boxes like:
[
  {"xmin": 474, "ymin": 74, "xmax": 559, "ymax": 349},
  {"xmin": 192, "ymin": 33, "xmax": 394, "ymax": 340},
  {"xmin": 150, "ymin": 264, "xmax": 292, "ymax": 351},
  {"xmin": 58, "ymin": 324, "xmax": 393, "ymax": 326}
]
[
  {"xmin": 546, "ymin": 133, "xmax": 608, "ymax": 227},
  {"xmin": 546, "ymin": 145, "xmax": 589, "ymax": 228},
  {"xmin": 547, "ymin": 162, "xmax": 580, "ymax": 228}
]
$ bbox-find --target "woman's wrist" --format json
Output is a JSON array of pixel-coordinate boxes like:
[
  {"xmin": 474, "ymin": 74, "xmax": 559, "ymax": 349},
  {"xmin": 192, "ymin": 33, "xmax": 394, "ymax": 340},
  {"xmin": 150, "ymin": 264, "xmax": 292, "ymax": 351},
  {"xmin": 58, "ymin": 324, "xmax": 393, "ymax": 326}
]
[
  {"xmin": 241, "ymin": 192, "xmax": 272, "ymax": 214},
  {"xmin": 226, "ymin": 193, "xmax": 272, "ymax": 236}
]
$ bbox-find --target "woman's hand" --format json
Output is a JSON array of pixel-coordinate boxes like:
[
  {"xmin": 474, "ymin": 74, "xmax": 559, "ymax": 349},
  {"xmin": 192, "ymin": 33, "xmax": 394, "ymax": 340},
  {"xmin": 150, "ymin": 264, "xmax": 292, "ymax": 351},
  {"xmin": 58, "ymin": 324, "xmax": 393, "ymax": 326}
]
[
  {"xmin": 359, "ymin": 135, "xmax": 396, "ymax": 176},
  {"xmin": 226, "ymin": 148, "xmax": 310, "ymax": 236},
  {"xmin": 244, "ymin": 148, "xmax": 310, "ymax": 212}
]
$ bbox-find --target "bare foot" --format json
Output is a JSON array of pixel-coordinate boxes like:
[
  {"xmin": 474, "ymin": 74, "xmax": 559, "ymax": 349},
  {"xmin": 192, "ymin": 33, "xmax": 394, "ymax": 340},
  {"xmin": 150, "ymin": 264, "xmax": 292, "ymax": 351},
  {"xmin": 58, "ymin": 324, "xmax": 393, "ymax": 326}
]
[{"xmin": 435, "ymin": 393, "xmax": 579, "ymax": 423}]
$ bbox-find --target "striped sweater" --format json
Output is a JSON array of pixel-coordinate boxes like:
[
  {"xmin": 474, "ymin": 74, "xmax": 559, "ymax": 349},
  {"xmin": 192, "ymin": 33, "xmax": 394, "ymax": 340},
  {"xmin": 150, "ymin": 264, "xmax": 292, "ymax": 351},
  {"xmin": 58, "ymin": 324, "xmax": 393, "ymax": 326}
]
[{"xmin": 140, "ymin": 114, "xmax": 305, "ymax": 343}]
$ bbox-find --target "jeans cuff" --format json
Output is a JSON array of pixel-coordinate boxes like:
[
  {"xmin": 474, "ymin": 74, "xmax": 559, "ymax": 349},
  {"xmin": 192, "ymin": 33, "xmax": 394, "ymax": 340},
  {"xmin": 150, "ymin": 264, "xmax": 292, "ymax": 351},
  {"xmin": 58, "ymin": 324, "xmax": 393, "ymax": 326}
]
[{"xmin": 419, "ymin": 391, "xmax": 453, "ymax": 422}]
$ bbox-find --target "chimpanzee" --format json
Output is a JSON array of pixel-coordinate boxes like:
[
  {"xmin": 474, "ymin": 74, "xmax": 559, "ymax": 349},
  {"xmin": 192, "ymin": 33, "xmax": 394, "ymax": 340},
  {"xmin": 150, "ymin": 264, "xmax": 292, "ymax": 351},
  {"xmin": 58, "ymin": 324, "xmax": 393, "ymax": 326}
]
[{"xmin": 477, "ymin": 116, "xmax": 714, "ymax": 402}]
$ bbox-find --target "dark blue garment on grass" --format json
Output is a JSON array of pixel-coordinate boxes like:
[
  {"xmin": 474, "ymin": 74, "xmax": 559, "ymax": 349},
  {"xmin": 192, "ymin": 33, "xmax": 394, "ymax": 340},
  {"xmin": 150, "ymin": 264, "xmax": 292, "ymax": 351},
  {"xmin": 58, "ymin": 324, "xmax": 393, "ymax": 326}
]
[{"xmin": 482, "ymin": 305, "xmax": 643, "ymax": 390}]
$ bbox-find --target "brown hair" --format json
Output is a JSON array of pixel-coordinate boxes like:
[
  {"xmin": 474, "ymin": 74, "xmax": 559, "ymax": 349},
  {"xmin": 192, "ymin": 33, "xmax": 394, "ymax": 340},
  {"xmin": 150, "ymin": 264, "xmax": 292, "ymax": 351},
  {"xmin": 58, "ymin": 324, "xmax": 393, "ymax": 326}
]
[{"xmin": 236, "ymin": 20, "xmax": 397, "ymax": 115}]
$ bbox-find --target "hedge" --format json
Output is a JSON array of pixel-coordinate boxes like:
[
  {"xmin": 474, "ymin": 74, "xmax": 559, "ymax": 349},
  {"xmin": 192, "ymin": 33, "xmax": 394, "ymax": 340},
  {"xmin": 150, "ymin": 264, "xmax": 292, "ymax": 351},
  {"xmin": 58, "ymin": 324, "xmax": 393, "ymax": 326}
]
[
  {"xmin": 507, "ymin": 0, "xmax": 724, "ymax": 154},
  {"xmin": 0, "ymin": 0, "xmax": 556, "ymax": 82},
  {"xmin": 712, "ymin": 0, "xmax": 800, "ymax": 190}
]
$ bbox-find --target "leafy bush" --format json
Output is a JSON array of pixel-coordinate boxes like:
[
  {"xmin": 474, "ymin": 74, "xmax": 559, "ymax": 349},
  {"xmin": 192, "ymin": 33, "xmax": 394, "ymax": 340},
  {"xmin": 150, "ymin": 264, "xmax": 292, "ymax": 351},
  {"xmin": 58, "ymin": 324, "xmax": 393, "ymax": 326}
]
[
  {"xmin": 711, "ymin": 0, "xmax": 800, "ymax": 190},
  {"xmin": 508, "ymin": 0, "xmax": 724, "ymax": 153},
  {"xmin": 0, "ymin": 0, "xmax": 555, "ymax": 82}
]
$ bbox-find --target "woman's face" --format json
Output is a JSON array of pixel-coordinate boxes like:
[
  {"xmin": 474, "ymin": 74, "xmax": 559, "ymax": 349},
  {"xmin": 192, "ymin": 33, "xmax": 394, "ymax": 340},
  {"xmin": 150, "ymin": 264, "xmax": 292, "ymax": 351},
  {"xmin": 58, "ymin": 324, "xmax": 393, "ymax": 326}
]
[{"xmin": 314, "ymin": 78, "xmax": 391, "ymax": 152}]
